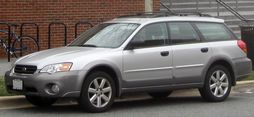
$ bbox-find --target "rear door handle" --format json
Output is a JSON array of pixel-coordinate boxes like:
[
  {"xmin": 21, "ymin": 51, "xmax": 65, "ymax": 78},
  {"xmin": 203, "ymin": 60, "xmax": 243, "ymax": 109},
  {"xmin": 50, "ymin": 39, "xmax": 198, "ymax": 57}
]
[
  {"xmin": 161, "ymin": 51, "xmax": 169, "ymax": 56},
  {"xmin": 201, "ymin": 48, "xmax": 209, "ymax": 53}
]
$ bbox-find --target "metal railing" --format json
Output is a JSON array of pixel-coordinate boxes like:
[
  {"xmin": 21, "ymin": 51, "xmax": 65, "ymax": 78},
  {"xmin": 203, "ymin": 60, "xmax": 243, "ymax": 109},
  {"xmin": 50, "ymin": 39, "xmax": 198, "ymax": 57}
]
[
  {"xmin": 163, "ymin": 0, "xmax": 241, "ymax": 16},
  {"xmin": 161, "ymin": 0, "xmax": 254, "ymax": 23},
  {"xmin": 48, "ymin": 21, "xmax": 67, "ymax": 49},
  {"xmin": 216, "ymin": 0, "xmax": 246, "ymax": 21},
  {"xmin": 20, "ymin": 23, "xmax": 39, "ymax": 44},
  {"xmin": 0, "ymin": 20, "xmax": 94, "ymax": 61},
  {"xmin": 216, "ymin": 0, "xmax": 254, "ymax": 23},
  {"xmin": 74, "ymin": 20, "xmax": 93, "ymax": 38},
  {"xmin": 20, "ymin": 23, "xmax": 40, "ymax": 57}
]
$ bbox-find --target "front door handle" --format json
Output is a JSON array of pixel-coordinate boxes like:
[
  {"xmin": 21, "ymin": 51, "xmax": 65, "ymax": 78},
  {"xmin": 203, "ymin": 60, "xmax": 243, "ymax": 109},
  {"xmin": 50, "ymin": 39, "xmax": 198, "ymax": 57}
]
[
  {"xmin": 201, "ymin": 48, "xmax": 209, "ymax": 53},
  {"xmin": 161, "ymin": 51, "xmax": 169, "ymax": 56}
]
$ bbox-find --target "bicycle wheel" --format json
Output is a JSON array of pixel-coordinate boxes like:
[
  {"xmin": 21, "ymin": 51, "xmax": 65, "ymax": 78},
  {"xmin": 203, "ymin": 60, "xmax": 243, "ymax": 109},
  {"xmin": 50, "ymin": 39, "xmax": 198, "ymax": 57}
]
[
  {"xmin": 0, "ymin": 35, "xmax": 17, "ymax": 58},
  {"xmin": 0, "ymin": 30, "xmax": 11, "ymax": 50},
  {"xmin": 12, "ymin": 36, "xmax": 39, "ymax": 58}
]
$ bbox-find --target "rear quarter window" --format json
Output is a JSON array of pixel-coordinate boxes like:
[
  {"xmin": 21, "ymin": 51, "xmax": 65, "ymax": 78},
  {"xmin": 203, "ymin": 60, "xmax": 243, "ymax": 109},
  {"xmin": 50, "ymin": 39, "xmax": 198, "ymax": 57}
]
[{"xmin": 195, "ymin": 23, "xmax": 235, "ymax": 41}]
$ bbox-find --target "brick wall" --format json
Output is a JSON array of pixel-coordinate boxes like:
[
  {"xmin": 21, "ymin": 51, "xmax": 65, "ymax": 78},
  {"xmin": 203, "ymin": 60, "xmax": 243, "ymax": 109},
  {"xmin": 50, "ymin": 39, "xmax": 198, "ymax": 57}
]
[{"xmin": 0, "ymin": 0, "xmax": 160, "ymax": 58}]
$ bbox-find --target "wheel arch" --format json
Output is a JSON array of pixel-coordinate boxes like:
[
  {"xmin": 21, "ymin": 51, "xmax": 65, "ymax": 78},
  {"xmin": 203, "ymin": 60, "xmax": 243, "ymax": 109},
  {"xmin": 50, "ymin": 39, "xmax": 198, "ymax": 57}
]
[
  {"xmin": 203, "ymin": 58, "xmax": 236, "ymax": 86},
  {"xmin": 81, "ymin": 63, "xmax": 123, "ymax": 97}
]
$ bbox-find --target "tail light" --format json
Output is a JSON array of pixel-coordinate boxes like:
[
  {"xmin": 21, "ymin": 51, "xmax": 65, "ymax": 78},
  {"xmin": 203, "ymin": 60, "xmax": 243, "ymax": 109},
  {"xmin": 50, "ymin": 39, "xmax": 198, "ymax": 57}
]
[{"xmin": 237, "ymin": 40, "xmax": 247, "ymax": 53}]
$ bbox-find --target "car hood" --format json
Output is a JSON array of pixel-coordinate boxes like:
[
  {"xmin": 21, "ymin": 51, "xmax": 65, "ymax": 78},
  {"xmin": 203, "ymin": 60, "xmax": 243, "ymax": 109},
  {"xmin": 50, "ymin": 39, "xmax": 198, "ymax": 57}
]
[{"xmin": 15, "ymin": 47, "xmax": 112, "ymax": 69}]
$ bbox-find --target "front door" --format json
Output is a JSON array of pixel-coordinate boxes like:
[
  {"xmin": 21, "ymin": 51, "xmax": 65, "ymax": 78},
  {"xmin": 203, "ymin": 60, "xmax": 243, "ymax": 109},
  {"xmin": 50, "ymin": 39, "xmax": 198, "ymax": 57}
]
[{"xmin": 123, "ymin": 23, "xmax": 173, "ymax": 88}]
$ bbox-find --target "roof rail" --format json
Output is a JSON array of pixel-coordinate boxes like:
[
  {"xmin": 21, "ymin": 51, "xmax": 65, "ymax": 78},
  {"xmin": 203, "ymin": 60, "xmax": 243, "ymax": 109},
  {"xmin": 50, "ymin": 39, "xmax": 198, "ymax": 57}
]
[
  {"xmin": 118, "ymin": 11, "xmax": 212, "ymax": 18},
  {"xmin": 176, "ymin": 12, "xmax": 212, "ymax": 17},
  {"xmin": 117, "ymin": 12, "xmax": 174, "ymax": 18}
]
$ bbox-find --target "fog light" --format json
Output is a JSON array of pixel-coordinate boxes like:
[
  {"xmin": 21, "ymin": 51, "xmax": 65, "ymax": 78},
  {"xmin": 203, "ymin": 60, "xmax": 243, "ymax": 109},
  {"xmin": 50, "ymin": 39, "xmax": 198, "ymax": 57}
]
[{"xmin": 51, "ymin": 84, "xmax": 60, "ymax": 93}]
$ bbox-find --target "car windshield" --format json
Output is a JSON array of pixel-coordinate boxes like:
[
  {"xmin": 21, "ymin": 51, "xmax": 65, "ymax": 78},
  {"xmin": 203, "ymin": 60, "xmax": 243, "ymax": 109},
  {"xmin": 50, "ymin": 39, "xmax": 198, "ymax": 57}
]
[{"xmin": 69, "ymin": 23, "xmax": 139, "ymax": 48}]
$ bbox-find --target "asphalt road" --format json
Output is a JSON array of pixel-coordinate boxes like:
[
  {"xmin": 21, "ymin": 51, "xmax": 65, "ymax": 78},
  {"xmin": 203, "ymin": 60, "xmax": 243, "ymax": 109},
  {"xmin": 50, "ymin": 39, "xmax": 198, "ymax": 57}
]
[{"xmin": 0, "ymin": 83, "xmax": 254, "ymax": 117}]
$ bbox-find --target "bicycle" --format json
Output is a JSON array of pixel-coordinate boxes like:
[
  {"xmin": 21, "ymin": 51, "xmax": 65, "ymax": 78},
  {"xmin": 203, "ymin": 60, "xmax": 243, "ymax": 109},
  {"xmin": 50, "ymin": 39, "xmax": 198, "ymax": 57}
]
[{"xmin": 0, "ymin": 23, "xmax": 39, "ymax": 58}]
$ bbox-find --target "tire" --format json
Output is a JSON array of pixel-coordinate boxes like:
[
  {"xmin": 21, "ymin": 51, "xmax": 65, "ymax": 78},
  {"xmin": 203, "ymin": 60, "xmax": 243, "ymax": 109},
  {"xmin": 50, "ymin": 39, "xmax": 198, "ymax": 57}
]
[
  {"xmin": 78, "ymin": 71, "xmax": 116, "ymax": 113},
  {"xmin": 26, "ymin": 95, "xmax": 57, "ymax": 107},
  {"xmin": 199, "ymin": 65, "xmax": 232, "ymax": 102},
  {"xmin": 12, "ymin": 36, "xmax": 39, "ymax": 58},
  {"xmin": 149, "ymin": 91, "xmax": 172, "ymax": 98}
]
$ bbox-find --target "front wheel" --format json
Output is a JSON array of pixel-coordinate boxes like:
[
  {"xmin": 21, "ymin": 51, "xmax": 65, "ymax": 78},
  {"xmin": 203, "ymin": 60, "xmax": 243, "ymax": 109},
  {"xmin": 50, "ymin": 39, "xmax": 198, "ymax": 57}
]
[
  {"xmin": 26, "ymin": 95, "xmax": 57, "ymax": 107},
  {"xmin": 78, "ymin": 71, "xmax": 116, "ymax": 113},
  {"xmin": 199, "ymin": 65, "xmax": 232, "ymax": 102}
]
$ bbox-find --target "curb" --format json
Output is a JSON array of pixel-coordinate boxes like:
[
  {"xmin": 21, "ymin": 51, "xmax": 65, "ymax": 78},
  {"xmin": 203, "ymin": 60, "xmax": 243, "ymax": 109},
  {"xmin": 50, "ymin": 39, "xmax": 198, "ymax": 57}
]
[
  {"xmin": 0, "ymin": 95, "xmax": 24, "ymax": 99},
  {"xmin": 237, "ymin": 80, "xmax": 254, "ymax": 85}
]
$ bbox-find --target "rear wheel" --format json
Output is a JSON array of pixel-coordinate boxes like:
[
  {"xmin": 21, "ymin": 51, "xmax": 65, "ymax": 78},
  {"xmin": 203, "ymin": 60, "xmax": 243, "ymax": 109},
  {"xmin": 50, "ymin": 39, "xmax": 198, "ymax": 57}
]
[
  {"xmin": 149, "ymin": 91, "xmax": 172, "ymax": 98},
  {"xmin": 78, "ymin": 71, "xmax": 116, "ymax": 112},
  {"xmin": 26, "ymin": 95, "xmax": 57, "ymax": 107},
  {"xmin": 199, "ymin": 65, "xmax": 232, "ymax": 102},
  {"xmin": 12, "ymin": 36, "xmax": 39, "ymax": 58}
]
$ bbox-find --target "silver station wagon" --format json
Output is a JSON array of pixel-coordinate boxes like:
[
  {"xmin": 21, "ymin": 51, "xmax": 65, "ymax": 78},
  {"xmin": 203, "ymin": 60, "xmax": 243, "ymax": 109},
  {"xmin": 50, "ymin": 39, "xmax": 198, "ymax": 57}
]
[{"xmin": 5, "ymin": 13, "xmax": 252, "ymax": 112}]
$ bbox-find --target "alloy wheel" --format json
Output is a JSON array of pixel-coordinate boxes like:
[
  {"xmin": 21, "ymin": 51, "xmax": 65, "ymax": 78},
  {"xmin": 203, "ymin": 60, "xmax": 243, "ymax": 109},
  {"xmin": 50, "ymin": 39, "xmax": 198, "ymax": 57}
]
[
  {"xmin": 88, "ymin": 77, "xmax": 112, "ymax": 108},
  {"xmin": 209, "ymin": 70, "xmax": 229, "ymax": 97}
]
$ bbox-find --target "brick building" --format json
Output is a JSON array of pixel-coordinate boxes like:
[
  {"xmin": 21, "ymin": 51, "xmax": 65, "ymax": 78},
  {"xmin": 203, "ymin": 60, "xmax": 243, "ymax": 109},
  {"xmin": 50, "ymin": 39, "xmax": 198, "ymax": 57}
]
[{"xmin": 0, "ymin": 0, "xmax": 160, "ymax": 58}]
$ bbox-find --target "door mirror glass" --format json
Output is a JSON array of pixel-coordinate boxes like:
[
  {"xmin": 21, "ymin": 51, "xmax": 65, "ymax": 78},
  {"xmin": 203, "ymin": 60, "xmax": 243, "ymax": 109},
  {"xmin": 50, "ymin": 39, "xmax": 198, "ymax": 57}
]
[{"xmin": 126, "ymin": 41, "xmax": 144, "ymax": 50}]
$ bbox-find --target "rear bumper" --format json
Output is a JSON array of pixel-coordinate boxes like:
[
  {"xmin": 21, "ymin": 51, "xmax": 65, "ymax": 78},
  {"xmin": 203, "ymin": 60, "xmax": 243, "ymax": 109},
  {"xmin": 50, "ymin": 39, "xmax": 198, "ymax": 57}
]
[
  {"xmin": 234, "ymin": 57, "xmax": 252, "ymax": 81},
  {"xmin": 4, "ymin": 70, "xmax": 87, "ymax": 98}
]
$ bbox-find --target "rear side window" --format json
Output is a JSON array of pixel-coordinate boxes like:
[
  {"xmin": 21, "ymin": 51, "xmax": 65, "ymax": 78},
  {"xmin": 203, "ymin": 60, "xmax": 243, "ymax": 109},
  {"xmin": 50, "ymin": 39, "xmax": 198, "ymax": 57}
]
[
  {"xmin": 168, "ymin": 22, "xmax": 199, "ymax": 44},
  {"xmin": 195, "ymin": 23, "xmax": 234, "ymax": 41}
]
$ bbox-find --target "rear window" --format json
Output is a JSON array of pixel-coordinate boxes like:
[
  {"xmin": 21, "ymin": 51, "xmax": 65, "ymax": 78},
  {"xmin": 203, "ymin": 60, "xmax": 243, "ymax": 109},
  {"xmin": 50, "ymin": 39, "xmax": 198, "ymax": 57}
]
[{"xmin": 195, "ymin": 23, "xmax": 234, "ymax": 41}]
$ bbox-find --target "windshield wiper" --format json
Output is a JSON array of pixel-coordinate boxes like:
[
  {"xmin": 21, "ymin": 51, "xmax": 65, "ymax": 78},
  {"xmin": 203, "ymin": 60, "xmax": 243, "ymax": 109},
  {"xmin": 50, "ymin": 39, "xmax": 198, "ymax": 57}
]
[{"xmin": 70, "ymin": 44, "xmax": 97, "ymax": 47}]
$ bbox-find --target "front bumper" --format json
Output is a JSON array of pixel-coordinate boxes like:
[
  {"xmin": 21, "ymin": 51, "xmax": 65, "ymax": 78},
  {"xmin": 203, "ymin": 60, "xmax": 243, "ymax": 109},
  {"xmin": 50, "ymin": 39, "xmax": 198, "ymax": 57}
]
[{"xmin": 4, "ymin": 70, "xmax": 87, "ymax": 98}]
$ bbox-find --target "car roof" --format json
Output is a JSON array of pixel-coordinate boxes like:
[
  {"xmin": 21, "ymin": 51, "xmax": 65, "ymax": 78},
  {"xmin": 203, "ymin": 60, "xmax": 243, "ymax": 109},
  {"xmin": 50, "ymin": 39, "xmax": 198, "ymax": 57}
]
[{"xmin": 106, "ymin": 16, "xmax": 224, "ymax": 24}]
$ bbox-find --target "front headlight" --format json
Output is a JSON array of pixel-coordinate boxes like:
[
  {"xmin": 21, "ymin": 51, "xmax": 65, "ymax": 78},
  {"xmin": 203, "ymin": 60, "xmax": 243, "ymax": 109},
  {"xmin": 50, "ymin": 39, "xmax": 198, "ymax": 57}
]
[{"xmin": 40, "ymin": 62, "xmax": 73, "ymax": 74}]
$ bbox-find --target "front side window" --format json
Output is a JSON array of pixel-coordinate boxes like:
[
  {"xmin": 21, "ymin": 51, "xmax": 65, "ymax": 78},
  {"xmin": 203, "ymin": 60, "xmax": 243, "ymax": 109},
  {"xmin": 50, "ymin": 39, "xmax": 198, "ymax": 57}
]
[
  {"xmin": 195, "ymin": 23, "xmax": 233, "ymax": 41},
  {"xmin": 69, "ymin": 23, "xmax": 139, "ymax": 48},
  {"xmin": 128, "ymin": 23, "xmax": 168, "ymax": 49},
  {"xmin": 168, "ymin": 22, "xmax": 199, "ymax": 44}
]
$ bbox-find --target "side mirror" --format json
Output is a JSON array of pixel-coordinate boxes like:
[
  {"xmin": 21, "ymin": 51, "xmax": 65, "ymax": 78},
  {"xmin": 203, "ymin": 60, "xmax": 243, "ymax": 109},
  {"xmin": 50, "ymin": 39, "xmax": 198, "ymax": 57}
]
[{"xmin": 125, "ymin": 41, "xmax": 144, "ymax": 50}]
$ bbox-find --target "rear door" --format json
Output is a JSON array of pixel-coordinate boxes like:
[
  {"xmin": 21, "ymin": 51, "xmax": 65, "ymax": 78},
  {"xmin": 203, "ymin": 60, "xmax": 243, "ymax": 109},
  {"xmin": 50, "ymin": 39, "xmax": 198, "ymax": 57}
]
[{"xmin": 168, "ymin": 22, "xmax": 212, "ymax": 84}]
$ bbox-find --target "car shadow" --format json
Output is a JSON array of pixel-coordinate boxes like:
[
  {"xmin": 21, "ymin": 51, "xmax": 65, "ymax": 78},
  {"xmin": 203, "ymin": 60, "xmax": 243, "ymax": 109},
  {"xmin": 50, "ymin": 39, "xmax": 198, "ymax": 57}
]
[{"xmin": 11, "ymin": 95, "xmax": 240, "ymax": 114}]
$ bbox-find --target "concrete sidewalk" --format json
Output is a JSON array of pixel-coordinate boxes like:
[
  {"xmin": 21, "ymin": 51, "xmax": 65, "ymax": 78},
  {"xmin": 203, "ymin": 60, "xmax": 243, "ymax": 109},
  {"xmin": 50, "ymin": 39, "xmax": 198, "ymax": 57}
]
[
  {"xmin": 0, "ymin": 80, "xmax": 254, "ymax": 110},
  {"xmin": 0, "ymin": 59, "xmax": 14, "ymax": 76}
]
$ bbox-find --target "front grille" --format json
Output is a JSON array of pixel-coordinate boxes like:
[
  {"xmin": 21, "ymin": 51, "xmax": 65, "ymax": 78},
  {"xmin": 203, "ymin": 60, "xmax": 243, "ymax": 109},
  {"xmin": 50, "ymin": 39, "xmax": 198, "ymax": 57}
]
[{"xmin": 14, "ymin": 65, "xmax": 37, "ymax": 74}]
